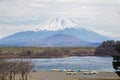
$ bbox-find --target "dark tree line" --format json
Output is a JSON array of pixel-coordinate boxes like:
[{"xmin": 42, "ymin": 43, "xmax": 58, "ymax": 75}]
[
  {"xmin": 0, "ymin": 59, "xmax": 34, "ymax": 80},
  {"xmin": 0, "ymin": 47, "xmax": 95, "ymax": 58}
]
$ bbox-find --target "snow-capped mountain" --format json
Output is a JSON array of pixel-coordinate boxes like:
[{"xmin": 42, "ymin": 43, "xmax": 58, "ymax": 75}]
[
  {"xmin": 32, "ymin": 16, "xmax": 80, "ymax": 31},
  {"xmin": 32, "ymin": 16, "xmax": 93, "ymax": 32},
  {"xmin": 0, "ymin": 17, "xmax": 111, "ymax": 47}
]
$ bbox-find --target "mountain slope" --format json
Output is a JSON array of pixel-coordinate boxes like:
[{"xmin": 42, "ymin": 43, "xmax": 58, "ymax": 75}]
[
  {"xmin": 0, "ymin": 17, "xmax": 111, "ymax": 47},
  {"xmin": 38, "ymin": 34, "xmax": 89, "ymax": 47}
]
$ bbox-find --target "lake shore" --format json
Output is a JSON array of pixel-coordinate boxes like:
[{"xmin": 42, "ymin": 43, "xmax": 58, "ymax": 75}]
[{"xmin": 27, "ymin": 71, "xmax": 120, "ymax": 80}]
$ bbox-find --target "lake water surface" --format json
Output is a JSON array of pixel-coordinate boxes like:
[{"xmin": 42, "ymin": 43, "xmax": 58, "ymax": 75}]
[{"xmin": 29, "ymin": 56, "xmax": 114, "ymax": 72}]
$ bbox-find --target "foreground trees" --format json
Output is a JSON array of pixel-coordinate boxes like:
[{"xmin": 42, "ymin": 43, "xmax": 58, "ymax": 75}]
[
  {"xmin": 113, "ymin": 56, "xmax": 120, "ymax": 76},
  {"xmin": 0, "ymin": 59, "xmax": 34, "ymax": 80},
  {"xmin": 113, "ymin": 46, "xmax": 120, "ymax": 76}
]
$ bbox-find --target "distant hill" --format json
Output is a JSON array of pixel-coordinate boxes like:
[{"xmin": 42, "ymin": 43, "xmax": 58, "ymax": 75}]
[
  {"xmin": 95, "ymin": 40, "xmax": 120, "ymax": 56},
  {"xmin": 36, "ymin": 34, "xmax": 98, "ymax": 47},
  {"xmin": 0, "ymin": 40, "xmax": 120, "ymax": 58}
]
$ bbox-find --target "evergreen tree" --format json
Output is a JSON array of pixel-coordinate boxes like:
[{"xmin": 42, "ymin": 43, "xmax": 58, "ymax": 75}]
[{"xmin": 113, "ymin": 46, "xmax": 120, "ymax": 76}]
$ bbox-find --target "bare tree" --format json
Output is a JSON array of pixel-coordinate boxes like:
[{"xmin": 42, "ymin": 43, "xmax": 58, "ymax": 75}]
[
  {"xmin": 18, "ymin": 60, "xmax": 34, "ymax": 80},
  {"xmin": 0, "ymin": 60, "xmax": 8, "ymax": 80},
  {"xmin": 0, "ymin": 59, "xmax": 34, "ymax": 80}
]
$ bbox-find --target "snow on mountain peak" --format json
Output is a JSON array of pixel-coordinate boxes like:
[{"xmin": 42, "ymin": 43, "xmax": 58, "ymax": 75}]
[{"xmin": 32, "ymin": 17, "xmax": 82, "ymax": 31}]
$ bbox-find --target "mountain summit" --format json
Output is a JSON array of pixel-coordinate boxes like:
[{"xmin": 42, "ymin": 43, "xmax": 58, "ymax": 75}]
[
  {"xmin": 32, "ymin": 17, "xmax": 88, "ymax": 31},
  {"xmin": 0, "ymin": 17, "xmax": 111, "ymax": 47}
]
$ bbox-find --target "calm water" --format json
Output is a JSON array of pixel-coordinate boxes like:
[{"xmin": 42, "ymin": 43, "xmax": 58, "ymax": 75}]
[{"xmin": 29, "ymin": 56, "xmax": 114, "ymax": 72}]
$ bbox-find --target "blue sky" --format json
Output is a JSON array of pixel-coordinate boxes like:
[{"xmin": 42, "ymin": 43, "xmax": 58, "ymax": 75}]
[{"xmin": 0, "ymin": 0, "xmax": 120, "ymax": 39}]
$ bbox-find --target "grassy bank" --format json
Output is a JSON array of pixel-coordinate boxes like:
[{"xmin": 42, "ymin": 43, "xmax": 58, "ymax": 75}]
[{"xmin": 0, "ymin": 47, "xmax": 96, "ymax": 58}]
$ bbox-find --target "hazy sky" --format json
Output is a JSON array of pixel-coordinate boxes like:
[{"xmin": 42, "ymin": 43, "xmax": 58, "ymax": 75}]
[{"xmin": 0, "ymin": 0, "xmax": 120, "ymax": 39}]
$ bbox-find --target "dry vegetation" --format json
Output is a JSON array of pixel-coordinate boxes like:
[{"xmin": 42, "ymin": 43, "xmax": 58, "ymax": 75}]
[{"xmin": 0, "ymin": 47, "xmax": 96, "ymax": 58}]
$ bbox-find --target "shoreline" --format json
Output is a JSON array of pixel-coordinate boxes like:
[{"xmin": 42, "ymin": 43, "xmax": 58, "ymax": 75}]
[
  {"xmin": 27, "ymin": 71, "xmax": 120, "ymax": 80},
  {"xmin": 2, "ymin": 55, "xmax": 112, "ymax": 59}
]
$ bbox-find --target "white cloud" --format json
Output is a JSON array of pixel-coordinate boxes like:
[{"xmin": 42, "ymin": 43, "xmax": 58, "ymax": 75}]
[
  {"xmin": 0, "ymin": 0, "xmax": 120, "ymax": 39},
  {"xmin": 91, "ymin": 29, "xmax": 120, "ymax": 40},
  {"xmin": 0, "ymin": 25, "xmax": 35, "ymax": 38},
  {"xmin": 0, "ymin": 0, "xmax": 120, "ymax": 18}
]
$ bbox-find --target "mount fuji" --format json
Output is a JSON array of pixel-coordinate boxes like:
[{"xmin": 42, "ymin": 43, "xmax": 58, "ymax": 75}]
[{"xmin": 0, "ymin": 17, "xmax": 111, "ymax": 47}]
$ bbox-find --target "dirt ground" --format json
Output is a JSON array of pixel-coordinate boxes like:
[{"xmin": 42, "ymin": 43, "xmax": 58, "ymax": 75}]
[{"xmin": 27, "ymin": 71, "xmax": 120, "ymax": 80}]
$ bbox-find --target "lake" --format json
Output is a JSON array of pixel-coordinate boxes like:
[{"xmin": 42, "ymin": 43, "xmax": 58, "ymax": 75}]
[{"xmin": 28, "ymin": 56, "xmax": 114, "ymax": 72}]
